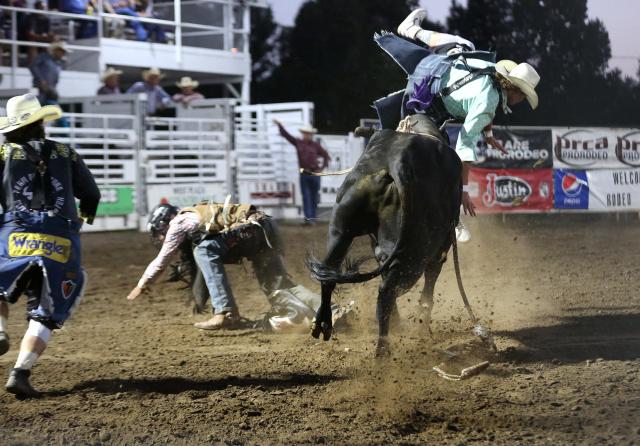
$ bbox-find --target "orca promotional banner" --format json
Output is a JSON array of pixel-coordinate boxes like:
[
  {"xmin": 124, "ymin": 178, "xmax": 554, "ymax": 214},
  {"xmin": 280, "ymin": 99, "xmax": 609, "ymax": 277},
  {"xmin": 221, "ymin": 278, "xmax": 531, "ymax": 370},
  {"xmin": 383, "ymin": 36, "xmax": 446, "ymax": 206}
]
[
  {"xmin": 554, "ymin": 169, "xmax": 640, "ymax": 211},
  {"xmin": 552, "ymin": 128, "xmax": 640, "ymax": 169},
  {"xmin": 468, "ymin": 168, "xmax": 553, "ymax": 212}
]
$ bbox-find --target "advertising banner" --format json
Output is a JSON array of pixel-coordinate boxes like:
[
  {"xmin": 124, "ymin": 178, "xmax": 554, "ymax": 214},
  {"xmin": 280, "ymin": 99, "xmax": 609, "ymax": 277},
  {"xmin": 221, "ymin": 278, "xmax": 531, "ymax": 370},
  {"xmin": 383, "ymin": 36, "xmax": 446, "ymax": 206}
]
[
  {"xmin": 552, "ymin": 128, "xmax": 640, "ymax": 169},
  {"xmin": 474, "ymin": 128, "xmax": 553, "ymax": 169},
  {"xmin": 468, "ymin": 168, "xmax": 553, "ymax": 212},
  {"xmin": 555, "ymin": 169, "xmax": 640, "ymax": 211},
  {"xmin": 146, "ymin": 182, "xmax": 227, "ymax": 212},
  {"xmin": 445, "ymin": 126, "xmax": 552, "ymax": 169},
  {"xmin": 96, "ymin": 186, "xmax": 134, "ymax": 216},
  {"xmin": 237, "ymin": 180, "xmax": 297, "ymax": 206}
]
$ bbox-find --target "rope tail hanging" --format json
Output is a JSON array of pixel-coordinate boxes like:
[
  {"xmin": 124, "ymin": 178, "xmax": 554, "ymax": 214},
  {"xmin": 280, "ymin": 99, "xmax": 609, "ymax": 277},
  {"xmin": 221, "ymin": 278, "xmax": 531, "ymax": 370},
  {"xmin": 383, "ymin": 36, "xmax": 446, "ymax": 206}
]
[{"xmin": 299, "ymin": 167, "xmax": 353, "ymax": 176}]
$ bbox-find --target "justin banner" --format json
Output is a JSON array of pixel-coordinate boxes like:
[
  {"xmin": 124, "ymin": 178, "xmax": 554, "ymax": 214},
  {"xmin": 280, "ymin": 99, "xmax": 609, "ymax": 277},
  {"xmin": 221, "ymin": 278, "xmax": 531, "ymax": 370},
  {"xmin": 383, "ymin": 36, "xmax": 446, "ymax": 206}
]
[
  {"xmin": 468, "ymin": 168, "xmax": 553, "ymax": 212},
  {"xmin": 552, "ymin": 128, "xmax": 640, "ymax": 169}
]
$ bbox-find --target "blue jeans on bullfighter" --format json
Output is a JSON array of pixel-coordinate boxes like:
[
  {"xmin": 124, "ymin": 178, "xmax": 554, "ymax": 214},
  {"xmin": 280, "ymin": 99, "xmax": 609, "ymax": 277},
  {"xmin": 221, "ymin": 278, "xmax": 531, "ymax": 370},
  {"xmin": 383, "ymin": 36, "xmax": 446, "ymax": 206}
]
[
  {"xmin": 193, "ymin": 233, "xmax": 237, "ymax": 314},
  {"xmin": 300, "ymin": 173, "xmax": 320, "ymax": 221}
]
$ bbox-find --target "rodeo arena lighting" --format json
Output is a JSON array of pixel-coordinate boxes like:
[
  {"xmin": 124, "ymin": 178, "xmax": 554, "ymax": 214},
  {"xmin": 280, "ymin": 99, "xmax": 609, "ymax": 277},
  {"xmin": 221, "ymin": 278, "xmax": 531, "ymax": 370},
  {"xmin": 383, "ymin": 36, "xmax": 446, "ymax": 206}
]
[{"xmin": 0, "ymin": 2, "xmax": 639, "ymax": 444}]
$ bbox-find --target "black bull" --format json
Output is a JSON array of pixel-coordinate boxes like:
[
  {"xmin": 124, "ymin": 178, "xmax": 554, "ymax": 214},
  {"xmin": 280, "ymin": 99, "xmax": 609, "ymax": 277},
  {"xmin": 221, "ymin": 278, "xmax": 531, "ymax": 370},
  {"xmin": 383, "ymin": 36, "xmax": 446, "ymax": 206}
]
[{"xmin": 308, "ymin": 122, "xmax": 462, "ymax": 356}]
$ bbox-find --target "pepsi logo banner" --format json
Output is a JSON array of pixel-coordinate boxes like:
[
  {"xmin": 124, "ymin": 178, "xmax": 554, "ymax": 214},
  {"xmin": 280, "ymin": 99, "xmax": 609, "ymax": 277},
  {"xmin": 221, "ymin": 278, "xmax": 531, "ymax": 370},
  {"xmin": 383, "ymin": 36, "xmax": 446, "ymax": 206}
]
[
  {"xmin": 554, "ymin": 170, "xmax": 589, "ymax": 209},
  {"xmin": 552, "ymin": 128, "xmax": 640, "ymax": 169},
  {"xmin": 468, "ymin": 168, "xmax": 553, "ymax": 212}
]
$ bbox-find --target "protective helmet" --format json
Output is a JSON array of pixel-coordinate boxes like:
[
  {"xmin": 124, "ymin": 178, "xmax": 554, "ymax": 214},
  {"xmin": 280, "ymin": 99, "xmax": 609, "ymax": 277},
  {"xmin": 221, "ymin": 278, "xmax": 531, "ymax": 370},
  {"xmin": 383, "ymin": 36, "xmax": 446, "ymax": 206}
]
[{"xmin": 147, "ymin": 203, "xmax": 179, "ymax": 247}]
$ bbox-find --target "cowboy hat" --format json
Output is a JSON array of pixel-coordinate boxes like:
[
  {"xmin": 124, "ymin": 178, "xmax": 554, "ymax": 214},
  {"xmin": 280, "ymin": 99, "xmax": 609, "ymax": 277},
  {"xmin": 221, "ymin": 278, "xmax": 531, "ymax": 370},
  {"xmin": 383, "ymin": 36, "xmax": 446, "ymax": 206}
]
[
  {"xmin": 298, "ymin": 125, "xmax": 318, "ymax": 134},
  {"xmin": 49, "ymin": 41, "xmax": 71, "ymax": 54},
  {"xmin": 142, "ymin": 67, "xmax": 165, "ymax": 81},
  {"xmin": 495, "ymin": 60, "xmax": 540, "ymax": 109},
  {"xmin": 0, "ymin": 93, "xmax": 62, "ymax": 134},
  {"xmin": 176, "ymin": 76, "xmax": 199, "ymax": 89},
  {"xmin": 101, "ymin": 66, "xmax": 123, "ymax": 82}
]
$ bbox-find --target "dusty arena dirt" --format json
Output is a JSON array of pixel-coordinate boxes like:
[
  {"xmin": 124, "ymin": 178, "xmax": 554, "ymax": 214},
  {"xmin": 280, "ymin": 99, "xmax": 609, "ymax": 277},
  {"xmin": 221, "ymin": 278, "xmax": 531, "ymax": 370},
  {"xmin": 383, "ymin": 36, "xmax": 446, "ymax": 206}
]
[{"xmin": 1, "ymin": 214, "xmax": 640, "ymax": 445}]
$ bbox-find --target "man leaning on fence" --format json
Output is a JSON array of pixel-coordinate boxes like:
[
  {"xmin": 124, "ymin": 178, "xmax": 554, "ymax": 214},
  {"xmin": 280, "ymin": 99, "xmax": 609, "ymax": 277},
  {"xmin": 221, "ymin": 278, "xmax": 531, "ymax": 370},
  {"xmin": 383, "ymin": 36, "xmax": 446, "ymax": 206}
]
[
  {"xmin": 29, "ymin": 41, "xmax": 69, "ymax": 105},
  {"xmin": 273, "ymin": 120, "xmax": 331, "ymax": 225},
  {"xmin": 126, "ymin": 67, "xmax": 172, "ymax": 116}
]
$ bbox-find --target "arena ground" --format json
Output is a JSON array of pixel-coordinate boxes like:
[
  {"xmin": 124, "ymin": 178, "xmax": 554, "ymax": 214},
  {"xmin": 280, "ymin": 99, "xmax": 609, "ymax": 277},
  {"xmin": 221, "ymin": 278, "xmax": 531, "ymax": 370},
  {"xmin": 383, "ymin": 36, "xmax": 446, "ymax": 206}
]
[{"xmin": 1, "ymin": 214, "xmax": 639, "ymax": 445}]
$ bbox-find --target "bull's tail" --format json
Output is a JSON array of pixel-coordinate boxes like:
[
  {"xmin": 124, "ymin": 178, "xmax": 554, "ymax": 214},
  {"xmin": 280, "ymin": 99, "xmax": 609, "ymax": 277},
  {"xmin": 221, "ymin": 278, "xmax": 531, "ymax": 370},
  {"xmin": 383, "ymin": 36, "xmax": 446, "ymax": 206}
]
[{"xmin": 307, "ymin": 254, "xmax": 391, "ymax": 284}]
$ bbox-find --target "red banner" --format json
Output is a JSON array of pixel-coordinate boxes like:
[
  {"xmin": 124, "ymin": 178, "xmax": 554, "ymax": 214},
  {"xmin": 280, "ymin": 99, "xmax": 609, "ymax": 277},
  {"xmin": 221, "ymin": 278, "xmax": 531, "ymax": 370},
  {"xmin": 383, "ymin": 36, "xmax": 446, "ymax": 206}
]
[{"xmin": 468, "ymin": 168, "xmax": 553, "ymax": 212}]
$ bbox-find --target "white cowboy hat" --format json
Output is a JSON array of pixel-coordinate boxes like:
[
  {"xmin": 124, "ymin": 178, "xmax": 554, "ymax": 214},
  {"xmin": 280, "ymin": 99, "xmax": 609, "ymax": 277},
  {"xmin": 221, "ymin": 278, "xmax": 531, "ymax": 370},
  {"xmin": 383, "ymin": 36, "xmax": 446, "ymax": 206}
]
[
  {"xmin": 0, "ymin": 93, "xmax": 62, "ymax": 134},
  {"xmin": 176, "ymin": 76, "xmax": 199, "ymax": 89},
  {"xmin": 101, "ymin": 66, "xmax": 123, "ymax": 82},
  {"xmin": 496, "ymin": 60, "xmax": 540, "ymax": 109},
  {"xmin": 298, "ymin": 125, "xmax": 318, "ymax": 134},
  {"xmin": 49, "ymin": 41, "xmax": 72, "ymax": 54},
  {"xmin": 142, "ymin": 67, "xmax": 164, "ymax": 81}
]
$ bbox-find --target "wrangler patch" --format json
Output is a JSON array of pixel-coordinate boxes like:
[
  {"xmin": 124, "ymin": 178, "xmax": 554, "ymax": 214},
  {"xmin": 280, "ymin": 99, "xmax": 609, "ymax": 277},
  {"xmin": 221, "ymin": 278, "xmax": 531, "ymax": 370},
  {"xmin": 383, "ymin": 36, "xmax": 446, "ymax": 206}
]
[{"xmin": 8, "ymin": 233, "xmax": 71, "ymax": 263}]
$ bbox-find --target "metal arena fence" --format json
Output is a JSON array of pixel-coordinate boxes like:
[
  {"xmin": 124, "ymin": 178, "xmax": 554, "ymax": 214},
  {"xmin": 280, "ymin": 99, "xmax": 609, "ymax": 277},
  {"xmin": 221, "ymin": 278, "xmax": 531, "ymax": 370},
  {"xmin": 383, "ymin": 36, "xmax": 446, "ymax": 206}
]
[{"xmin": 3, "ymin": 95, "xmax": 639, "ymax": 230}]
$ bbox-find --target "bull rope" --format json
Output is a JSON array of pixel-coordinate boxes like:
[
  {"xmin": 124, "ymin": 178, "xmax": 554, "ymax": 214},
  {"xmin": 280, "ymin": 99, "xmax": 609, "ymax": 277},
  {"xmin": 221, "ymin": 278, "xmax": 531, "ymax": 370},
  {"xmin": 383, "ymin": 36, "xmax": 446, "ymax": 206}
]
[
  {"xmin": 299, "ymin": 167, "xmax": 353, "ymax": 176},
  {"xmin": 451, "ymin": 230, "xmax": 498, "ymax": 352}
]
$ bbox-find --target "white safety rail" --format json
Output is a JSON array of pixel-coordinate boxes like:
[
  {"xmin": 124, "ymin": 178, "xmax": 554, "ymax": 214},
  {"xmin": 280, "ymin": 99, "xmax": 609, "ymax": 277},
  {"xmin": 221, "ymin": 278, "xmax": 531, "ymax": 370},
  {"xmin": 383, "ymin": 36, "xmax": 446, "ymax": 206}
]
[
  {"xmin": 315, "ymin": 134, "xmax": 364, "ymax": 206},
  {"xmin": 234, "ymin": 102, "xmax": 314, "ymax": 219},
  {"xmin": 142, "ymin": 116, "xmax": 232, "ymax": 213},
  {"xmin": 45, "ymin": 113, "xmax": 140, "ymax": 231}
]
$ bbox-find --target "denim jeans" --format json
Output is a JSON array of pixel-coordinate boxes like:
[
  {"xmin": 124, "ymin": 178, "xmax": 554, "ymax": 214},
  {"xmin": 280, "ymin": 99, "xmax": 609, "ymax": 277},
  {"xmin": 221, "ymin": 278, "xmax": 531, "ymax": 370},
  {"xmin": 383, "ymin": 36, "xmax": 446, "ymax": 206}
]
[
  {"xmin": 300, "ymin": 173, "xmax": 321, "ymax": 220},
  {"xmin": 193, "ymin": 232, "xmax": 236, "ymax": 314},
  {"xmin": 192, "ymin": 222, "xmax": 295, "ymax": 314},
  {"xmin": 115, "ymin": 7, "xmax": 148, "ymax": 41}
]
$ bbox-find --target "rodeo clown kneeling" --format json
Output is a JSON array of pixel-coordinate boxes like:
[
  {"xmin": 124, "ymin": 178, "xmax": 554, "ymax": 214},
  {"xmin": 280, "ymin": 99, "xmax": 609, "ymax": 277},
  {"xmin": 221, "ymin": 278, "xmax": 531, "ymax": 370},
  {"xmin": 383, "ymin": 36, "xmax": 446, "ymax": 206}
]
[
  {"xmin": 0, "ymin": 94, "xmax": 101, "ymax": 397},
  {"xmin": 126, "ymin": 201, "xmax": 349, "ymax": 332}
]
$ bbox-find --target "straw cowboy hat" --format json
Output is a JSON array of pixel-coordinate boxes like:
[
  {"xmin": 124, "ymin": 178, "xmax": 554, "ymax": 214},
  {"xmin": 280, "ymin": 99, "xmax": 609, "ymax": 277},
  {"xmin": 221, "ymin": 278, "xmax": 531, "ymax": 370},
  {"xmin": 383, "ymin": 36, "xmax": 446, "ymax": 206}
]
[
  {"xmin": 101, "ymin": 67, "xmax": 123, "ymax": 82},
  {"xmin": 496, "ymin": 59, "xmax": 540, "ymax": 109},
  {"xmin": 298, "ymin": 125, "xmax": 318, "ymax": 134},
  {"xmin": 176, "ymin": 76, "xmax": 199, "ymax": 89},
  {"xmin": 142, "ymin": 67, "xmax": 165, "ymax": 81},
  {"xmin": 48, "ymin": 41, "xmax": 71, "ymax": 54},
  {"xmin": 0, "ymin": 93, "xmax": 62, "ymax": 134}
]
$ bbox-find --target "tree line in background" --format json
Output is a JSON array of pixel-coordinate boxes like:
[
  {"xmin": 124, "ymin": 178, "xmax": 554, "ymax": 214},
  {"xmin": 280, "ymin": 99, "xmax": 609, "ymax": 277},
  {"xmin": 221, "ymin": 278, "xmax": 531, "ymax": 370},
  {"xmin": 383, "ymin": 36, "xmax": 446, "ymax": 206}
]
[{"xmin": 250, "ymin": 0, "xmax": 640, "ymax": 133}]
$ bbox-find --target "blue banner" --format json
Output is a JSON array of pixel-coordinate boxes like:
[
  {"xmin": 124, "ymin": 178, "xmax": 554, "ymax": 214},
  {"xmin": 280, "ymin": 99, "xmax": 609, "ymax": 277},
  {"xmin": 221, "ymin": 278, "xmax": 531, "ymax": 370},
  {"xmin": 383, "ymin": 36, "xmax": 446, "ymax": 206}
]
[{"xmin": 554, "ymin": 169, "xmax": 589, "ymax": 209}]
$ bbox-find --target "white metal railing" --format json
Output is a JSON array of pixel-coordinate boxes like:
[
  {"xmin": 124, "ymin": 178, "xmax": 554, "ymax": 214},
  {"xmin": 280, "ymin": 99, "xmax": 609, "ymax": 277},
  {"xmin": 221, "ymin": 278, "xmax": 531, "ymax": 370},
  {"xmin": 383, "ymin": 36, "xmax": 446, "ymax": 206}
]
[
  {"xmin": 45, "ymin": 112, "xmax": 139, "ymax": 185},
  {"xmin": 0, "ymin": 0, "xmax": 254, "ymax": 76},
  {"xmin": 143, "ymin": 116, "xmax": 231, "ymax": 187}
]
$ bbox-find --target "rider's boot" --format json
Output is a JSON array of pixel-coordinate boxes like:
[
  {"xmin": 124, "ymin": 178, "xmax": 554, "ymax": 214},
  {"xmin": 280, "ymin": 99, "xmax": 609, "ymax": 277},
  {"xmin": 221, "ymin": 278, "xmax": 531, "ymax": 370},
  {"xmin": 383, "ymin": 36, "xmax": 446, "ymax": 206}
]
[{"xmin": 397, "ymin": 9, "xmax": 428, "ymax": 41}]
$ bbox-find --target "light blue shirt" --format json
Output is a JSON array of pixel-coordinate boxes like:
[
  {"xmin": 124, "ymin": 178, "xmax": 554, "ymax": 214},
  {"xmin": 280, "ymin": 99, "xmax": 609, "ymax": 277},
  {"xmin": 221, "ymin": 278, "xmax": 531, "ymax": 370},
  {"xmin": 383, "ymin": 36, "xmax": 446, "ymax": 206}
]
[
  {"xmin": 440, "ymin": 58, "xmax": 500, "ymax": 162},
  {"xmin": 126, "ymin": 81, "xmax": 172, "ymax": 115}
]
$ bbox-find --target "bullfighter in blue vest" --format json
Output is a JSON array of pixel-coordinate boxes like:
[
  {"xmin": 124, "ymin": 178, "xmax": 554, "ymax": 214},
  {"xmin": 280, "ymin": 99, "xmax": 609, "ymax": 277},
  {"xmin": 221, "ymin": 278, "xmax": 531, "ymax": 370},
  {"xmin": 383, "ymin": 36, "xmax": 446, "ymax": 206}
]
[
  {"xmin": 0, "ymin": 93, "xmax": 100, "ymax": 397},
  {"xmin": 375, "ymin": 9, "xmax": 541, "ymax": 241}
]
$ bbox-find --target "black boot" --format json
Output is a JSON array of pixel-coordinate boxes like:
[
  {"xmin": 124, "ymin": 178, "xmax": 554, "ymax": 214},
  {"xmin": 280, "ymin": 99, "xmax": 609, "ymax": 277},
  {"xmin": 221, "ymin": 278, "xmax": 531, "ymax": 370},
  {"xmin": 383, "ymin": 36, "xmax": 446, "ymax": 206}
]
[
  {"xmin": 0, "ymin": 332, "xmax": 9, "ymax": 356},
  {"xmin": 6, "ymin": 368, "xmax": 40, "ymax": 398}
]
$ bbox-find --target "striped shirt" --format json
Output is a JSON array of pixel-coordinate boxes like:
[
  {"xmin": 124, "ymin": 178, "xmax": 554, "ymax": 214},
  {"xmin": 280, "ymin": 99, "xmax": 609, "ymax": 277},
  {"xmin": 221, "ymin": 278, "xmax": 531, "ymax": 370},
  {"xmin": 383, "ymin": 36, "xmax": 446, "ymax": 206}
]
[{"xmin": 137, "ymin": 211, "xmax": 200, "ymax": 289}]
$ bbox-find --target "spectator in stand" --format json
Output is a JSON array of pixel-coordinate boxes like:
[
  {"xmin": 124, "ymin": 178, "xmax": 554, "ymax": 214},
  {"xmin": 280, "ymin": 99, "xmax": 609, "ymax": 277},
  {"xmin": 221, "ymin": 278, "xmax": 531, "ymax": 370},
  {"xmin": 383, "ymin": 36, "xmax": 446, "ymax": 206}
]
[
  {"xmin": 172, "ymin": 76, "xmax": 204, "ymax": 108},
  {"xmin": 135, "ymin": 0, "xmax": 167, "ymax": 43},
  {"xmin": 59, "ymin": 0, "xmax": 97, "ymax": 39},
  {"xmin": 29, "ymin": 41, "xmax": 69, "ymax": 104},
  {"xmin": 97, "ymin": 66, "xmax": 123, "ymax": 95},
  {"xmin": 273, "ymin": 120, "xmax": 331, "ymax": 225},
  {"xmin": 17, "ymin": 1, "xmax": 57, "ymax": 64},
  {"xmin": 126, "ymin": 67, "xmax": 172, "ymax": 115},
  {"xmin": 107, "ymin": 0, "xmax": 148, "ymax": 41}
]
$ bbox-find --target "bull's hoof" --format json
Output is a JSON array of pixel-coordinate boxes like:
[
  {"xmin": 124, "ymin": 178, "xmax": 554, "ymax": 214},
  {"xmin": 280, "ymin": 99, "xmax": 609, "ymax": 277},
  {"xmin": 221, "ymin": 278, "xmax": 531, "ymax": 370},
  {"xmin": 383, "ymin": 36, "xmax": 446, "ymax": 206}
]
[
  {"xmin": 375, "ymin": 338, "xmax": 391, "ymax": 358},
  {"xmin": 311, "ymin": 320, "xmax": 332, "ymax": 341}
]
